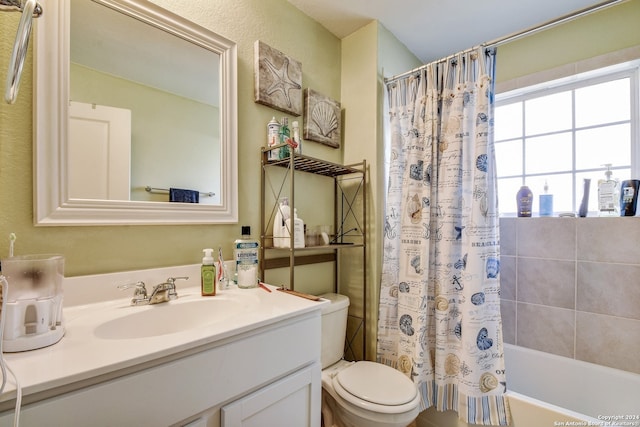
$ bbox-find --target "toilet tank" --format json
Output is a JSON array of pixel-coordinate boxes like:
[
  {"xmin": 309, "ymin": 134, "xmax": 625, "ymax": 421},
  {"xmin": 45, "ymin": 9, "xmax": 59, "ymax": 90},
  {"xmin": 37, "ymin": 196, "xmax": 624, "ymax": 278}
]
[{"xmin": 319, "ymin": 293, "xmax": 349, "ymax": 369}]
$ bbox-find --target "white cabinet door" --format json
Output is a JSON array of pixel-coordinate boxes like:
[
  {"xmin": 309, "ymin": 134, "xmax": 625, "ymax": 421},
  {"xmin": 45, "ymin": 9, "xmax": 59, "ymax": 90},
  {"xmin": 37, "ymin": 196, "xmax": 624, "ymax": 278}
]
[{"xmin": 221, "ymin": 363, "xmax": 321, "ymax": 427}]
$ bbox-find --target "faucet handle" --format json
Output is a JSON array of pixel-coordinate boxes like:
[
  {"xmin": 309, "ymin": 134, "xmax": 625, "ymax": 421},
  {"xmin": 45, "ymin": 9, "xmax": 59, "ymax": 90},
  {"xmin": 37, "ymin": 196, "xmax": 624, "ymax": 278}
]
[
  {"xmin": 165, "ymin": 276, "xmax": 188, "ymax": 299},
  {"xmin": 166, "ymin": 276, "xmax": 189, "ymax": 285},
  {"xmin": 117, "ymin": 281, "xmax": 148, "ymax": 305},
  {"xmin": 118, "ymin": 281, "xmax": 147, "ymax": 294}
]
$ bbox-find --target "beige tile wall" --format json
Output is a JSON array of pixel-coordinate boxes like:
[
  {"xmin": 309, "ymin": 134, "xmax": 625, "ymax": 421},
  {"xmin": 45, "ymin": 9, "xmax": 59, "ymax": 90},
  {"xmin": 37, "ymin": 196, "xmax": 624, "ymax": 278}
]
[{"xmin": 499, "ymin": 217, "xmax": 640, "ymax": 374}]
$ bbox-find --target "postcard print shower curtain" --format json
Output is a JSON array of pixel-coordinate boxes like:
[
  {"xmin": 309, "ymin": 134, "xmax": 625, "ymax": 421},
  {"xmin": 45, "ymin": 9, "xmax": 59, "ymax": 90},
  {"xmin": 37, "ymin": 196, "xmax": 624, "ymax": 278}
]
[{"xmin": 378, "ymin": 47, "xmax": 510, "ymax": 425}]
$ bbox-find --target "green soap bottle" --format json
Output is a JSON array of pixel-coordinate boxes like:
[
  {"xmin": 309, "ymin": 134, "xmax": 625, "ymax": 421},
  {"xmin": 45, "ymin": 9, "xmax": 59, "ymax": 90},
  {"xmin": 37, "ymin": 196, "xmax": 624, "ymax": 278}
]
[{"xmin": 201, "ymin": 248, "xmax": 216, "ymax": 296}]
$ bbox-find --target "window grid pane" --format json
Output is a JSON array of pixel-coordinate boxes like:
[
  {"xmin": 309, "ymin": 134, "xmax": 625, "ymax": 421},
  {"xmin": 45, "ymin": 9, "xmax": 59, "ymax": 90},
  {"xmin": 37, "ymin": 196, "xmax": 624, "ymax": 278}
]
[
  {"xmin": 575, "ymin": 78, "xmax": 630, "ymax": 127},
  {"xmin": 495, "ymin": 71, "xmax": 634, "ymax": 216},
  {"xmin": 524, "ymin": 91, "xmax": 572, "ymax": 136}
]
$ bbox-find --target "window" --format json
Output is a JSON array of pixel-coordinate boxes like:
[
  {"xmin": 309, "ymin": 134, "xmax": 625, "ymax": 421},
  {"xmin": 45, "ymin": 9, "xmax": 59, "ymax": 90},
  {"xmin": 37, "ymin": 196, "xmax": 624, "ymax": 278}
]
[{"xmin": 494, "ymin": 62, "xmax": 639, "ymax": 216}]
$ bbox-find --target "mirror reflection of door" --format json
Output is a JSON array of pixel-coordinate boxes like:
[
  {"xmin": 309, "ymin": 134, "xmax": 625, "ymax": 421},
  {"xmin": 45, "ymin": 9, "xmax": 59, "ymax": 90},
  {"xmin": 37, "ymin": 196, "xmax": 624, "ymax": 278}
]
[{"xmin": 68, "ymin": 101, "xmax": 131, "ymax": 200}]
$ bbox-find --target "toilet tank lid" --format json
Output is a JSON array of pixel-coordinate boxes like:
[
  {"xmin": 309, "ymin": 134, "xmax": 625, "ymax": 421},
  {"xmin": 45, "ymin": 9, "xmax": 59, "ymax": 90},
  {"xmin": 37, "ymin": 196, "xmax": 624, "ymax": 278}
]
[{"xmin": 319, "ymin": 293, "xmax": 349, "ymax": 314}]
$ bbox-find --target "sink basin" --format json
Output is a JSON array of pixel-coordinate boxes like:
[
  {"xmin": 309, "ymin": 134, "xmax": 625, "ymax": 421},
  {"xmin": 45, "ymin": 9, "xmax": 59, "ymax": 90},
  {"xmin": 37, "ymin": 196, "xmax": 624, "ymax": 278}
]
[{"xmin": 93, "ymin": 293, "xmax": 260, "ymax": 339}]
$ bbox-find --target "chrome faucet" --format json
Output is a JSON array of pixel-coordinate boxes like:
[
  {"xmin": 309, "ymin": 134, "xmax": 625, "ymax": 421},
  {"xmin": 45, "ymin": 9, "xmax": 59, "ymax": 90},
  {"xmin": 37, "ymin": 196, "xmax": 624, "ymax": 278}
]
[
  {"xmin": 148, "ymin": 276, "xmax": 188, "ymax": 304},
  {"xmin": 118, "ymin": 277, "xmax": 189, "ymax": 306}
]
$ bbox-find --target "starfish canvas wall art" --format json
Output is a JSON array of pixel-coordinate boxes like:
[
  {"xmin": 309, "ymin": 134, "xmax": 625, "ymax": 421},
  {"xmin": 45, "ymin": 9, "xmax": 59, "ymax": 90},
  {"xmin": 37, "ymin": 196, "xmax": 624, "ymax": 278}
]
[{"xmin": 254, "ymin": 41, "xmax": 302, "ymax": 116}]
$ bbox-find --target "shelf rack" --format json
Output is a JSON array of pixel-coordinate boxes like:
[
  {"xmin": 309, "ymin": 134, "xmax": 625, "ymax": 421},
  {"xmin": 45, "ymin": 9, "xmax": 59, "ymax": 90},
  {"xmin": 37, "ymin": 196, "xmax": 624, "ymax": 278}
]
[{"xmin": 260, "ymin": 146, "xmax": 367, "ymax": 358}]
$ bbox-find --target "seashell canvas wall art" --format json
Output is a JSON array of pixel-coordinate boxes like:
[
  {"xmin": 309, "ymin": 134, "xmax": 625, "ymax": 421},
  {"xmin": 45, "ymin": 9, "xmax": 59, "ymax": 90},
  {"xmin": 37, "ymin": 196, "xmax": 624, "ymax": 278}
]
[
  {"xmin": 254, "ymin": 41, "xmax": 302, "ymax": 116},
  {"xmin": 303, "ymin": 88, "xmax": 341, "ymax": 148}
]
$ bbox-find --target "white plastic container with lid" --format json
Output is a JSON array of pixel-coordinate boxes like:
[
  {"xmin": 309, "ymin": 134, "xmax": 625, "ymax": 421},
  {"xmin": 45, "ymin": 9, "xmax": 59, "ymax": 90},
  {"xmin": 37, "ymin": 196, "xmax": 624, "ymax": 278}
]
[
  {"xmin": 283, "ymin": 208, "xmax": 305, "ymax": 248},
  {"xmin": 273, "ymin": 197, "xmax": 290, "ymax": 248}
]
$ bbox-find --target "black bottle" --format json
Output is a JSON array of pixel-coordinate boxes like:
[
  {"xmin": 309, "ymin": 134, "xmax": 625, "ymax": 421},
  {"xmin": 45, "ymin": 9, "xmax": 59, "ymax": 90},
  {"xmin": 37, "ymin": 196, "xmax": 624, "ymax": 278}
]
[{"xmin": 619, "ymin": 180, "xmax": 640, "ymax": 216}]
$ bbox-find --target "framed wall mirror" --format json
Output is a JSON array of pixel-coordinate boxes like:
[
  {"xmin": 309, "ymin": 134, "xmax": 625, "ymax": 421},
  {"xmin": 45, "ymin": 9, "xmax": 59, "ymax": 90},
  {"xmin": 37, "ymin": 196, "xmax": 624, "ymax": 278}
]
[{"xmin": 34, "ymin": 0, "xmax": 238, "ymax": 225}]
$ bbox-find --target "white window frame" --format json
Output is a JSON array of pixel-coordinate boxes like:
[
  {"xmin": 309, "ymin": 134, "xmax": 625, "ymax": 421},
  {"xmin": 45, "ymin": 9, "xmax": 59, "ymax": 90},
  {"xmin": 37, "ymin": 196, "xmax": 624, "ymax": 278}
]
[{"xmin": 495, "ymin": 59, "xmax": 640, "ymax": 216}]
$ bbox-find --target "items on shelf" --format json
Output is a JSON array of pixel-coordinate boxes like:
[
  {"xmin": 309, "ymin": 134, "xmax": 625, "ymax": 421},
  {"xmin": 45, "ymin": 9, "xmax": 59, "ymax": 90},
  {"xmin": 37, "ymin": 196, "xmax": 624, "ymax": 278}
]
[{"xmin": 259, "ymin": 149, "xmax": 367, "ymax": 358}]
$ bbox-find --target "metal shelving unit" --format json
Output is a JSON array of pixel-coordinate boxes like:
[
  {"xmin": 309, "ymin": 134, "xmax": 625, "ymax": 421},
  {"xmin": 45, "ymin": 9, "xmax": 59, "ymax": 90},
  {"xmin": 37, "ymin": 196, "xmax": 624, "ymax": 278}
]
[{"xmin": 260, "ymin": 146, "xmax": 367, "ymax": 358}]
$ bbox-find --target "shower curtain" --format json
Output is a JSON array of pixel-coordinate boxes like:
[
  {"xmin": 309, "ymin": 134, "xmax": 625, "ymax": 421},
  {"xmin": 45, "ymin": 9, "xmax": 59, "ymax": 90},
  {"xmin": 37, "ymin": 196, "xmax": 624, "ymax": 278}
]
[{"xmin": 377, "ymin": 47, "xmax": 511, "ymax": 425}]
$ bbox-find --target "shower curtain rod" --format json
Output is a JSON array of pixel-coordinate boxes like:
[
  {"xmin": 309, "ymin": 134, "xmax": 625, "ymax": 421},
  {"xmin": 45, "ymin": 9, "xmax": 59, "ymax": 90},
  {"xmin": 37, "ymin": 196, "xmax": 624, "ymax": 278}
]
[{"xmin": 384, "ymin": 0, "xmax": 626, "ymax": 84}]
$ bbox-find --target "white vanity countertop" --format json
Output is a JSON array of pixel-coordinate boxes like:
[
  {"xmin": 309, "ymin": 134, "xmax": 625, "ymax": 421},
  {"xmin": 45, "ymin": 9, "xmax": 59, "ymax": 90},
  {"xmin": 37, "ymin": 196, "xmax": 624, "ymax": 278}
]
[{"xmin": 0, "ymin": 264, "xmax": 325, "ymax": 405}]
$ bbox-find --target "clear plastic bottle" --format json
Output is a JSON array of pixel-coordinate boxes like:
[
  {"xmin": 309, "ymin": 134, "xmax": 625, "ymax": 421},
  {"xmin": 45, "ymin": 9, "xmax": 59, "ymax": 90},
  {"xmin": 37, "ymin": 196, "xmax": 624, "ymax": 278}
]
[
  {"xmin": 291, "ymin": 120, "xmax": 302, "ymax": 154},
  {"xmin": 234, "ymin": 226, "xmax": 259, "ymax": 289},
  {"xmin": 598, "ymin": 164, "xmax": 619, "ymax": 216},
  {"xmin": 278, "ymin": 117, "xmax": 291, "ymax": 159},
  {"xmin": 217, "ymin": 247, "xmax": 230, "ymax": 291}
]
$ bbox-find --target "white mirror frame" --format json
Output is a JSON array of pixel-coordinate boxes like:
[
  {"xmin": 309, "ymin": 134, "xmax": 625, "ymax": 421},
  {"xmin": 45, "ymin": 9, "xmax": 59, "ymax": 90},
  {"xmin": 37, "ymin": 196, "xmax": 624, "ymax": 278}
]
[{"xmin": 33, "ymin": 0, "xmax": 238, "ymax": 225}]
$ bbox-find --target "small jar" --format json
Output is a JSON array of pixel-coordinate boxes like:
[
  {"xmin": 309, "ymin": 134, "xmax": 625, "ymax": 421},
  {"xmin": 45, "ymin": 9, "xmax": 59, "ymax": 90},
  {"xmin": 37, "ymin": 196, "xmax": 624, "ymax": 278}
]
[{"xmin": 516, "ymin": 185, "xmax": 533, "ymax": 217}]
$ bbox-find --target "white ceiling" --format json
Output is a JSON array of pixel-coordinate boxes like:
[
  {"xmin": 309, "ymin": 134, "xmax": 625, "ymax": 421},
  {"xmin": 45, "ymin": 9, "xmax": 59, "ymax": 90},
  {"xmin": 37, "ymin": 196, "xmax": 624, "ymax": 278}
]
[{"xmin": 287, "ymin": 0, "xmax": 619, "ymax": 64}]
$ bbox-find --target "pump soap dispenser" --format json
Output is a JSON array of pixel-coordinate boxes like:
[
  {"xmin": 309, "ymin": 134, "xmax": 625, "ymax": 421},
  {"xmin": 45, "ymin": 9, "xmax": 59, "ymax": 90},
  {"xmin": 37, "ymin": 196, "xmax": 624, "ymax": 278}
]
[
  {"xmin": 539, "ymin": 181, "xmax": 553, "ymax": 217},
  {"xmin": 598, "ymin": 164, "xmax": 619, "ymax": 216},
  {"xmin": 201, "ymin": 248, "xmax": 216, "ymax": 296}
]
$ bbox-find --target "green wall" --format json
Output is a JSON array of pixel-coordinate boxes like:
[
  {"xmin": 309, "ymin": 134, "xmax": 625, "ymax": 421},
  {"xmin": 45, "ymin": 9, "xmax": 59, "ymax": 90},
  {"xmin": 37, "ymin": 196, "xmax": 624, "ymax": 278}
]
[
  {"xmin": 341, "ymin": 22, "xmax": 422, "ymax": 359},
  {"xmin": 496, "ymin": 0, "xmax": 640, "ymax": 82},
  {"xmin": 0, "ymin": 0, "xmax": 341, "ymax": 283}
]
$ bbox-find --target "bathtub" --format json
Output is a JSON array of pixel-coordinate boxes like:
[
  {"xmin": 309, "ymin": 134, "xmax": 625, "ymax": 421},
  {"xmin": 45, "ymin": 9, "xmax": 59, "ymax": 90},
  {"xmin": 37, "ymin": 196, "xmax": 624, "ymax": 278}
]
[{"xmin": 417, "ymin": 344, "xmax": 640, "ymax": 427}]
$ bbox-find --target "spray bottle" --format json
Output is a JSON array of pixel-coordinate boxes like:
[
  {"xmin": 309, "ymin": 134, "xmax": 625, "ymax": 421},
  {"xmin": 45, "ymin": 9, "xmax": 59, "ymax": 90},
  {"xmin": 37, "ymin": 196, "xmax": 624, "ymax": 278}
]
[{"xmin": 267, "ymin": 117, "xmax": 280, "ymax": 161}]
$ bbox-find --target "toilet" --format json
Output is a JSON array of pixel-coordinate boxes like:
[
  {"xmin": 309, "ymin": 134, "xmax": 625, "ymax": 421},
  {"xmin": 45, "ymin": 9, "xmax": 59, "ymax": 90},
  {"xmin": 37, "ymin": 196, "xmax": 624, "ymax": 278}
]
[{"xmin": 320, "ymin": 293, "xmax": 420, "ymax": 427}]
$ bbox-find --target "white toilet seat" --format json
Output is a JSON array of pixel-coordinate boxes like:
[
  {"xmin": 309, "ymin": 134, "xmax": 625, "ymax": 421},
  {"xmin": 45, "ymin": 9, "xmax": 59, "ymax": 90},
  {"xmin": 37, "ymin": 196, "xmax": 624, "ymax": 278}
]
[{"xmin": 332, "ymin": 361, "xmax": 420, "ymax": 414}]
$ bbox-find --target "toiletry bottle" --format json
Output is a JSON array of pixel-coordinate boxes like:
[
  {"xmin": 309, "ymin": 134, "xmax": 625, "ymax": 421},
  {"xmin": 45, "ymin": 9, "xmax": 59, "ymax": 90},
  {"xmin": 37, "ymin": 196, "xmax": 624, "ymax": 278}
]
[
  {"xmin": 267, "ymin": 117, "xmax": 280, "ymax": 161},
  {"xmin": 234, "ymin": 226, "xmax": 259, "ymax": 289},
  {"xmin": 284, "ymin": 208, "xmax": 305, "ymax": 248},
  {"xmin": 619, "ymin": 179, "xmax": 640, "ymax": 216},
  {"xmin": 201, "ymin": 248, "xmax": 216, "ymax": 296},
  {"xmin": 597, "ymin": 164, "xmax": 619, "ymax": 216},
  {"xmin": 539, "ymin": 181, "xmax": 553, "ymax": 217},
  {"xmin": 273, "ymin": 197, "xmax": 290, "ymax": 248},
  {"xmin": 516, "ymin": 185, "xmax": 533, "ymax": 217},
  {"xmin": 292, "ymin": 120, "xmax": 302, "ymax": 154},
  {"xmin": 278, "ymin": 117, "xmax": 291, "ymax": 159}
]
